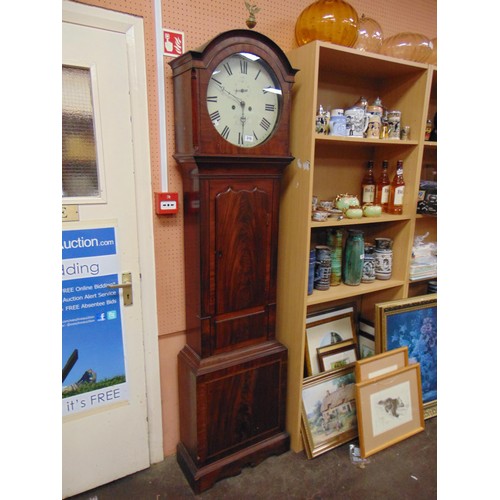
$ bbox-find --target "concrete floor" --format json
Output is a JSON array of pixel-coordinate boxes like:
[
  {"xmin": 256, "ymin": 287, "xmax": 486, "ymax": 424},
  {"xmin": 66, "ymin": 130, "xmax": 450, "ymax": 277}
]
[{"xmin": 67, "ymin": 417, "xmax": 436, "ymax": 499}]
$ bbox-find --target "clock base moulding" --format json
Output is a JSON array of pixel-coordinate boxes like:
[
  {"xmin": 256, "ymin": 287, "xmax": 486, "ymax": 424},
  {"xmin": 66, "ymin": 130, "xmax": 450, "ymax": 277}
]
[{"xmin": 176, "ymin": 341, "xmax": 290, "ymax": 494}]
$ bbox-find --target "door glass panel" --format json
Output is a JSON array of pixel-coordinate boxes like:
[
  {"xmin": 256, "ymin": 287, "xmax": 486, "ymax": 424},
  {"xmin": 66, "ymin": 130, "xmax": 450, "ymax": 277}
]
[{"xmin": 62, "ymin": 65, "xmax": 100, "ymax": 198}]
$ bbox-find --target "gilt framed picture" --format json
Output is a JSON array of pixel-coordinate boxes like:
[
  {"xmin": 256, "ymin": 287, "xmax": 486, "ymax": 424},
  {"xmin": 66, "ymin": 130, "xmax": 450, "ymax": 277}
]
[
  {"xmin": 356, "ymin": 363, "xmax": 425, "ymax": 458},
  {"xmin": 301, "ymin": 367, "xmax": 358, "ymax": 459},
  {"xmin": 375, "ymin": 294, "xmax": 437, "ymax": 419}
]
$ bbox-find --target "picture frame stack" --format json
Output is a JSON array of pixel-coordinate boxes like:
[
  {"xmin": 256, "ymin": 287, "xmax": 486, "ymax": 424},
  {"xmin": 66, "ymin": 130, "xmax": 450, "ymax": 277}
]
[
  {"xmin": 355, "ymin": 347, "xmax": 425, "ymax": 458},
  {"xmin": 299, "ymin": 294, "xmax": 436, "ymax": 459},
  {"xmin": 375, "ymin": 294, "xmax": 437, "ymax": 419},
  {"xmin": 301, "ymin": 304, "xmax": 359, "ymax": 458}
]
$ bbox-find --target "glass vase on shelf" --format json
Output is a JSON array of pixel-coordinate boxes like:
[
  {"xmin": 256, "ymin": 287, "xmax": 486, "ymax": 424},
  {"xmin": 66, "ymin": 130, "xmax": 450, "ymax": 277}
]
[
  {"xmin": 295, "ymin": 0, "xmax": 359, "ymax": 48},
  {"xmin": 328, "ymin": 229, "xmax": 343, "ymax": 286},
  {"xmin": 343, "ymin": 229, "xmax": 364, "ymax": 286},
  {"xmin": 353, "ymin": 14, "xmax": 383, "ymax": 54}
]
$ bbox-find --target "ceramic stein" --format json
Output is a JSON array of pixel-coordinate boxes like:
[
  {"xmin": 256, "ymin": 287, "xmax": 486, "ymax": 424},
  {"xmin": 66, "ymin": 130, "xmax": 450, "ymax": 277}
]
[
  {"xmin": 362, "ymin": 243, "xmax": 376, "ymax": 283},
  {"xmin": 345, "ymin": 107, "xmax": 369, "ymax": 137},
  {"xmin": 329, "ymin": 110, "xmax": 347, "ymax": 136},
  {"xmin": 314, "ymin": 245, "xmax": 332, "ymax": 290},
  {"xmin": 308, "ymin": 249, "xmax": 316, "ymax": 295},
  {"xmin": 387, "ymin": 110, "xmax": 401, "ymax": 139},
  {"xmin": 365, "ymin": 114, "xmax": 381, "ymax": 139},
  {"xmin": 374, "ymin": 237, "xmax": 393, "ymax": 280},
  {"xmin": 315, "ymin": 105, "xmax": 329, "ymax": 134}
]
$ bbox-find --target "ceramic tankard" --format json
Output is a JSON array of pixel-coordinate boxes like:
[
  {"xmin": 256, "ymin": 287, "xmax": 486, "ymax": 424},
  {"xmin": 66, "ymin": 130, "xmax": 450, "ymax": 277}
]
[
  {"xmin": 329, "ymin": 109, "xmax": 347, "ymax": 136},
  {"xmin": 345, "ymin": 107, "xmax": 369, "ymax": 137},
  {"xmin": 365, "ymin": 114, "xmax": 381, "ymax": 139}
]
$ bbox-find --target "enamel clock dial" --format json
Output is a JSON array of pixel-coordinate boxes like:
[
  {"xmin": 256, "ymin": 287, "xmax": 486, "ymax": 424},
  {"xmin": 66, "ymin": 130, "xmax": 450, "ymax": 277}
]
[{"xmin": 206, "ymin": 52, "xmax": 282, "ymax": 148}]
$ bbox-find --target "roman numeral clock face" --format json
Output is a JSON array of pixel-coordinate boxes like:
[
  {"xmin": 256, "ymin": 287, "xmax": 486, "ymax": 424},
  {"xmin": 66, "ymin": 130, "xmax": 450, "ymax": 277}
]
[{"xmin": 206, "ymin": 52, "xmax": 282, "ymax": 147}]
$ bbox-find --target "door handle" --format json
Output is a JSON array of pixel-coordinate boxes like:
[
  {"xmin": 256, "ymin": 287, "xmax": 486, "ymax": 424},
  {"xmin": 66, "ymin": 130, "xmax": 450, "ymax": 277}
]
[{"xmin": 107, "ymin": 272, "xmax": 133, "ymax": 306}]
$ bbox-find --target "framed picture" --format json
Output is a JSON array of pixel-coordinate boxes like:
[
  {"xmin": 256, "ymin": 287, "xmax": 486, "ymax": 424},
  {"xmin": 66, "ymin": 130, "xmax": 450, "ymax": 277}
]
[
  {"xmin": 376, "ymin": 294, "xmax": 437, "ymax": 419},
  {"xmin": 359, "ymin": 317, "xmax": 375, "ymax": 337},
  {"xmin": 358, "ymin": 318, "xmax": 375, "ymax": 359},
  {"xmin": 356, "ymin": 364, "xmax": 425, "ymax": 458},
  {"xmin": 305, "ymin": 306, "xmax": 357, "ymax": 376},
  {"xmin": 301, "ymin": 367, "xmax": 358, "ymax": 459},
  {"xmin": 355, "ymin": 347, "xmax": 409, "ymax": 382},
  {"xmin": 318, "ymin": 341, "xmax": 357, "ymax": 372}
]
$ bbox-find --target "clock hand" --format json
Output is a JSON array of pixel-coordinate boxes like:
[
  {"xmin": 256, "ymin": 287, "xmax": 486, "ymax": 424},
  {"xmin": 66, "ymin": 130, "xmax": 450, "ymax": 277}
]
[
  {"xmin": 239, "ymin": 100, "xmax": 247, "ymax": 142},
  {"xmin": 213, "ymin": 81, "xmax": 245, "ymax": 106}
]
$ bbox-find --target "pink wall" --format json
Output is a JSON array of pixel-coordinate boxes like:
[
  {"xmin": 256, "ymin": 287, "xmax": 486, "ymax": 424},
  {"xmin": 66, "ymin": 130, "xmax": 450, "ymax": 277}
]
[{"xmin": 73, "ymin": 0, "xmax": 437, "ymax": 457}]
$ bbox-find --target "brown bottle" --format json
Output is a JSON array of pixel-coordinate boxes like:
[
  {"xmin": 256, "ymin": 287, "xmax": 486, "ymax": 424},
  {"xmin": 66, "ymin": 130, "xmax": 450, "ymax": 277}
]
[
  {"xmin": 387, "ymin": 160, "xmax": 405, "ymax": 214},
  {"xmin": 361, "ymin": 160, "xmax": 376, "ymax": 204},
  {"xmin": 375, "ymin": 160, "xmax": 390, "ymax": 211}
]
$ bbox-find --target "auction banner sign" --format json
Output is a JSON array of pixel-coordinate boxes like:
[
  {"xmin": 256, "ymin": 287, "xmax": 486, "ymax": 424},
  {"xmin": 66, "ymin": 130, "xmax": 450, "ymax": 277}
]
[{"xmin": 62, "ymin": 225, "xmax": 128, "ymax": 416}]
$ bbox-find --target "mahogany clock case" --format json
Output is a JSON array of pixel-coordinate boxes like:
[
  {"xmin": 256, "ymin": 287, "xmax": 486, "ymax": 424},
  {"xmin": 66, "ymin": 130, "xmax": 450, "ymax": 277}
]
[{"xmin": 169, "ymin": 30, "xmax": 297, "ymax": 493}]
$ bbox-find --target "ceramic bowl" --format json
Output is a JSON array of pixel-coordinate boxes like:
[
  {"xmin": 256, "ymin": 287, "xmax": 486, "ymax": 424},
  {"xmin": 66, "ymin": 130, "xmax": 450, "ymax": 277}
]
[
  {"xmin": 363, "ymin": 203, "xmax": 382, "ymax": 217},
  {"xmin": 311, "ymin": 210, "xmax": 330, "ymax": 222}
]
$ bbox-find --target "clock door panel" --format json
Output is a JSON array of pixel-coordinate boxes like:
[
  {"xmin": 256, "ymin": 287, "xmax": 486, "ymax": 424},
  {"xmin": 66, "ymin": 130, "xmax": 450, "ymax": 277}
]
[
  {"xmin": 210, "ymin": 179, "xmax": 275, "ymax": 353},
  {"xmin": 215, "ymin": 185, "xmax": 270, "ymax": 312}
]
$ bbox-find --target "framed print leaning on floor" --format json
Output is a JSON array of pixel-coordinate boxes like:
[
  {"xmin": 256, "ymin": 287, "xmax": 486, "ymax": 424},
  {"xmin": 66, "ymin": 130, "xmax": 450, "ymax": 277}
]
[
  {"xmin": 301, "ymin": 367, "xmax": 358, "ymax": 459},
  {"xmin": 355, "ymin": 346, "xmax": 409, "ymax": 382},
  {"xmin": 356, "ymin": 363, "xmax": 425, "ymax": 458},
  {"xmin": 375, "ymin": 294, "xmax": 437, "ymax": 419}
]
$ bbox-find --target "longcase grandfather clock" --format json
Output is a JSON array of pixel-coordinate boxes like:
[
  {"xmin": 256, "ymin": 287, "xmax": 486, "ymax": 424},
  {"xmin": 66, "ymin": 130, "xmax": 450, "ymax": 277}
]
[{"xmin": 169, "ymin": 29, "xmax": 297, "ymax": 493}]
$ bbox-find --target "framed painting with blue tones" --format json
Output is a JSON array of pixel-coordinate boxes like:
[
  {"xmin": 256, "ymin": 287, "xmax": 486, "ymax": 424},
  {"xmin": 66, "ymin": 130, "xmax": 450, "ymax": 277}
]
[{"xmin": 375, "ymin": 294, "xmax": 437, "ymax": 419}]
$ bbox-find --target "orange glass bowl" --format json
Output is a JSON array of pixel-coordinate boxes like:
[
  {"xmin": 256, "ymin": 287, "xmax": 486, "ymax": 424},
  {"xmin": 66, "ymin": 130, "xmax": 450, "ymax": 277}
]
[
  {"xmin": 380, "ymin": 32, "xmax": 433, "ymax": 63},
  {"xmin": 354, "ymin": 14, "xmax": 383, "ymax": 54},
  {"xmin": 295, "ymin": 0, "xmax": 359, "ymax": 48}
]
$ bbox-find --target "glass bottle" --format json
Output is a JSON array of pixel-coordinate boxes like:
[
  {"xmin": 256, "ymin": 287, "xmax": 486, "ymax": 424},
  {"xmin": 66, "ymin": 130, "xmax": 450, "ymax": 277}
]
[
  {"xmin": 328, "ymin": 229, "xmax": 343, "ymax": 286},
  {"xmin": 387, "ymin": 160, "xmax": 405, "ymax": 215},
  {"xmin": 375, "ymin": 160, "xmax": 390, "ymax": 211},
  {"xmin": 343, "ymin": 229, "xmax": 364, "ymax": 286},
  {"xmin": 361, "ymin": 160, "xmax": 376, "ymax": 204}
]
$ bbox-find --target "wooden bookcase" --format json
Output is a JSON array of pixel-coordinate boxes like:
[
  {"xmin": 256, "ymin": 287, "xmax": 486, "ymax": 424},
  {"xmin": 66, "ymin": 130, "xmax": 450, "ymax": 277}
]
[
  {"xmin": 276, "ymin": 41, "xmax": 437, "ymax": 452},
  {"xmin": 410, "ymin": 67, "xmax": 437, "ymax": 297}
]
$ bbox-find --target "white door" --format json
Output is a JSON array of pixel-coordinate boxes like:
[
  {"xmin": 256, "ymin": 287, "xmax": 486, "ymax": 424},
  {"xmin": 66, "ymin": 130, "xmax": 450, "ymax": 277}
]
[{"xmin": 62, "ymin": 3, "xmax": 161, "ymax": 497}]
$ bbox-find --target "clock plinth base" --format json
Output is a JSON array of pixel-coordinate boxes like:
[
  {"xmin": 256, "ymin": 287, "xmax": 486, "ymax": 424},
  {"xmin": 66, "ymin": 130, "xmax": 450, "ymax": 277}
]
[
  {"xmin": 177, "ymin": 341, "xmax": 289, "ymax": 493},
  {"xmin": 176, "ymin": 431, "xmax": 290, "ymax": 494}
]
